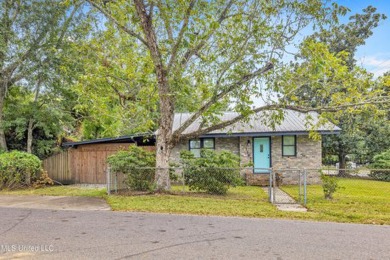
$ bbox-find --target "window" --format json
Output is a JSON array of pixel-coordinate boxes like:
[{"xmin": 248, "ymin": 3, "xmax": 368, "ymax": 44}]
[
  {"xmin": 189, "ymin": 138, "xmax": 215, "ymax": 157},
  {"xmin": 282, "ymin": 136, "xmax": 296, "ymax": 156}
]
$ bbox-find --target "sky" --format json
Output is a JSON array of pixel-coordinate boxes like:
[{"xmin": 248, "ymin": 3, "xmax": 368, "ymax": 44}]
[
  {"xmin": 251, "ymin": 1, "xmax": 390, "ymax": 106},
  {"xmin": 337, "ymin": 0, "xmax": 390, "ymax": 77}
]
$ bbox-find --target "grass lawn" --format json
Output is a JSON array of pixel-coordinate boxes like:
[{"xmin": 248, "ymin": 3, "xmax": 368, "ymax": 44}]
[
  {"xmin": 281, "ymin": 178, "xmax": 390, "ymax": 225},
  {"xmin": 1, "ymin": 179, "xmax": 389, "ymax": 225},
  {"xmin": 106, "ymin": 186, "xmax": 292, "ymax": 218}
]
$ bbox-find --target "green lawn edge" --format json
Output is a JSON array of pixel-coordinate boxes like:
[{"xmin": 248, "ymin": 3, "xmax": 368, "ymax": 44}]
[{"xmin": 1, "ymin": 178, "xmax": 389, "ymax": 225}]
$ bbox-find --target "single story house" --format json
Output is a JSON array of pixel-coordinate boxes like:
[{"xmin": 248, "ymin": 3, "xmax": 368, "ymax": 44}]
[
  {"xmin": 51, "ymin": 110, "xmax": 339, "ymax": 185},
  {"xmin": 170, "ymin": 110, "xmax": 340, "ymax": 185}
]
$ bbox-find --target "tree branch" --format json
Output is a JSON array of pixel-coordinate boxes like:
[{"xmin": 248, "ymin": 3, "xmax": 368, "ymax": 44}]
[
  {"xmin": 179, "ymin": 0, "xmax": 234, "ymax": 69},
  {"xmin": 86, "ymin": 0, "xmax": 149, "ymax": 47},
  {"xmin": 1, "ymin": 11, "xmax": 56, "ymax": 79},
  {"xmin": 166, "ymin": 0, "xmax": 196, "ymax": 74},
  {"xmin": 180, "ymin": 105, "xmax": 278, "ymax": 139},
  {"xmin": 156, "ymin": 0, "xmax": 173, "ymax": 41},
  {"xmin": 55, "ymin": 2, "xmax": 82, "ymax": 49},
  {"xmin": 172, "ymin": 62, "xmax": 274, "ymax": 138},
  {"xmin": 179, "ymin": 100, "xmax": 390, "ymax": 139},
  {"xmin": 216, "ymin": 34, "xmax": 252, "ymax": 86}
]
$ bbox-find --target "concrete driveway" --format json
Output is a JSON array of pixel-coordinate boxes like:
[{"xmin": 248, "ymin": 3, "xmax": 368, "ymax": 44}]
[{"xmin": 0, "ymin": 195, "xmax": 110, "ymax": 211}]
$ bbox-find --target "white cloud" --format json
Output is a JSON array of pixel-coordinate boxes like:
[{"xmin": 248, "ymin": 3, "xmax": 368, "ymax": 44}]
[{"xmin": 357, "ymin": 54, "xmax": 390, "ymax": 77}]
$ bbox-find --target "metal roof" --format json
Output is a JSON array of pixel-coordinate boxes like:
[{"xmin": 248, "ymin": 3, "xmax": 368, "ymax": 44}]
[
  {"xmin": 62, "ymin": 133, "xmax": 155, "ymax": 147},
  {"xmin": 173, "ymin": 110, "xmax": 340, "ymax": 136},
  {"xmin": 63, "ymin": 111, "xmax": 339, "ymax": 147}
]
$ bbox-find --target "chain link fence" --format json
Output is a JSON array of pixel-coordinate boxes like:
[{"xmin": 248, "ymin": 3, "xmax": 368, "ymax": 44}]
[
  {"xmin": 106, "ymin": 166, "xmax": 389, "ymax": 207},
  {"xmin": 276, "ymin": 168, "xmax": 390, "ymax": 205},
  {"xmin": 106, "ymin": 166, "xmax": 246, "ymax": 195},
  {"xmin": 106, "ymin": 166, "xmax": 316, "ymax": 204},
  {"xmin": 320, "ymin": 167, "xmax": 390, "ymax": 180}
]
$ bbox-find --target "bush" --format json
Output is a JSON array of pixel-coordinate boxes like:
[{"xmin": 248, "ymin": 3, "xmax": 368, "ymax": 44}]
[
  {"xmin": 180, "ymin": 149, "xmax": 243, "ymax": 195},
  {"xmin": 369, "ymin": 149, "xmax": 390, "ymax": 182},
  {"xmin": 0, "ymin": 151, "xmax": 42, "ymax": 190},
  {"xmin": 320, "ymin": 173, "xmax": 340, "ymax": 200},
  {"xmin": 107, "ymin": 146, "xmax": 156, "ymax": 191},
  {"xmin": 32, "ymin": 171, "xmax": 54, "ymax": 189}
]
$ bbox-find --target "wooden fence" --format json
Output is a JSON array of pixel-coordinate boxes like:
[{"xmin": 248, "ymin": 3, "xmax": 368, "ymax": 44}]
[
  {"xmin": 42, "ymin": 143, "xmax": 155, "ymax": 184},
  {"xmin": 42, "ymin": 150, "xmax": 72, "ymax": 184}
]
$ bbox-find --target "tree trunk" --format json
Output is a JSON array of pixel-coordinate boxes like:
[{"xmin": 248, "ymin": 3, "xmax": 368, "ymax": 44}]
[
  {"xmin": 155, "ymin": 130, "xmax": 172, "ymax": 191},
  {"xmin": 133, "ymin": 0, "xmax": 175, "ymax": 191},
  {"xmin": 26, "ymin": 77, "xmax": 41, "ymax": 154},
  {"xmin": 338, "ymin": 154, "xmax": 347, "ymax": 176},
  {"xmin": 154, "ymin": 69, "xmax": 175, "ymax": 191},
  {"xmin": 26, "ymin": 118, "xmax": 34, "ymax": 154},
  {"xmin": 0, "ymin": 88, "xmax": 7, "ymax": 151}
]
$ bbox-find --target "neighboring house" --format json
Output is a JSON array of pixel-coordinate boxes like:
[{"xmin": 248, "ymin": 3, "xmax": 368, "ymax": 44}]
[{"xmin": 170, "ymin": 110, "xmax": 340, "ymax": 185}]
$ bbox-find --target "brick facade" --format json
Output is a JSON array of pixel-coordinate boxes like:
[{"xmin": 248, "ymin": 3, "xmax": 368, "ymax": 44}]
[
  {"xmin": 170, "ymin": 137, "xmax": 240, "ymax": 164},
  {"xmin": 170, "ymin": 135, "xmax": 322, "ymax": 186}
]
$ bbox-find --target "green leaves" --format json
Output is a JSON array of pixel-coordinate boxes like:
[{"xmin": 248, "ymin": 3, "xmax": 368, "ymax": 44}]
[
  {"xmin": 0, "ymin": 151, "xmax": 42, "ymax": 190},
  {"xmin": 180, "ymin": 149, "xmax": 242, "ymax": 195},
  {"xmin": 275, "ymin": 6, "xmax": 389, "ymax": 168},
  {"xmin": 107, "ymin": 146, "xmax": 156, "ymax": 191},
  {"xmin": 73, "ymin": 24, "xmax": 158, "ymax": 138},
  {"xmin": 320, "ymin": 173, "xmax": 341, "ymax": 200},
  {"xmin": 369, "ymin": 149, "xmax": 390, "ymax": 182}
]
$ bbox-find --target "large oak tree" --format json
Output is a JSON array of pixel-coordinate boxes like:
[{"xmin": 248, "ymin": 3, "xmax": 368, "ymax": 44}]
[{"xmin": 85, "ymin": 0, "xmax": 388, "ymax": 190}]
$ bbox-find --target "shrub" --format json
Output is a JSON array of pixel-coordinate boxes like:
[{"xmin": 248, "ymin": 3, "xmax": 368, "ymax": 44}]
[
  {"xmin": 180, "ymin": 149, "xmax": 243, "ymax": 195},
  {"xmin": 369, "ymin": 149, "xmax": 390, "ymax": 182},
  {"xmin": 0, "ymin": 151, "xmax": 42, "ymax": 190},
  {"xmin": 32, "ymin": 171, "xmax": 54, "ymax": 189},
  {"xmin": 107, "ymin": 146, "xmax": 156, "ymax": 191},
  {"xmin": 320, "ymin": 173, "xmax": 340, "ymax": 200}
]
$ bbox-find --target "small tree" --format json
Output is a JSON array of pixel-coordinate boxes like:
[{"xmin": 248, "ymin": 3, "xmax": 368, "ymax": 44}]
[
  {"xmin": 320, "ymin": 173, "xmax": 341, "ymax": 200},
  {"xmin": 180, "ymin": 149, "xmax": 242, "ymax": 195},
  {"xmin": 107, "ymin": 146, "xmax": 156, "ymax": 191},
  {"xmin": 369, "ymin": 149, "xmax": 390, "ymax": 182}
]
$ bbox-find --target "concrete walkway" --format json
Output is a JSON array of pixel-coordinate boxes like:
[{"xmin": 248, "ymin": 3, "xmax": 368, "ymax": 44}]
[
  {"xmin": 262, "ymin": 187, "xmax": 307, "ymax": 212},
  {"xmin": 0, "ymin": 195, "xmax": 111, "ymax": 211}
]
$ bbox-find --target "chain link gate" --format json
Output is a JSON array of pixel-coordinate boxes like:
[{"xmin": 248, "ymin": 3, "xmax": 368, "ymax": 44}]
[{"xmin": 268, "ymin": 169, "xmax": 307, "ymax": 205}]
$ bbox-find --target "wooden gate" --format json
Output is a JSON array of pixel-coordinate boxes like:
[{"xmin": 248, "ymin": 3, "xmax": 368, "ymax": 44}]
[{"xmin": 69, "ymin": 143, "xmax": 132, "ymax": 184}]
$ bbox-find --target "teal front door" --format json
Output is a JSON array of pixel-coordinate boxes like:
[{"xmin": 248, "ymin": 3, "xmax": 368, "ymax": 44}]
[{"xmin": 253, "ymin": 137, "xmax": 270, "ymax": 173}]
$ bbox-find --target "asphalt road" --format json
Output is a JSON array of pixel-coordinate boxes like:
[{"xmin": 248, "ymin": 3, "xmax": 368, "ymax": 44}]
[{"xmin": 1, "ymin": 206, "xmax": 389, "ymax": 260}]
